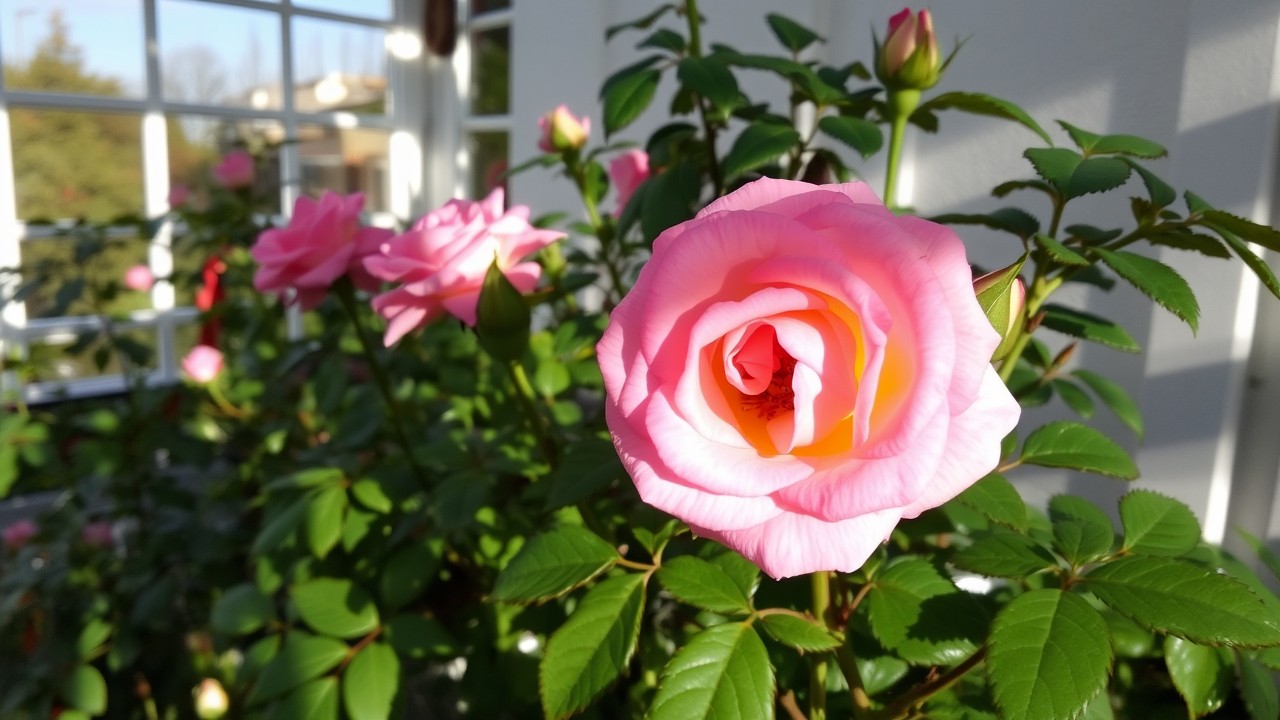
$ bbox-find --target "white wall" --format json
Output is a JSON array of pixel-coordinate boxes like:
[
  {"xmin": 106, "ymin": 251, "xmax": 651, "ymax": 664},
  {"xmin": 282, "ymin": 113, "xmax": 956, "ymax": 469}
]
[{"xmin": 507, "ymin": 2, "xmax": 1280, "ymax": 550}]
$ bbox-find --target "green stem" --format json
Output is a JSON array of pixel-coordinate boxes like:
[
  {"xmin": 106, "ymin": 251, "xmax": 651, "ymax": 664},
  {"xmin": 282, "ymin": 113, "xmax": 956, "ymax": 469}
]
[
  {"xmin": 567, "ymin": 155, "xmax": 628, "ymax": 306},
  {"xmin": 877, "ymin": 647, "xmax": 988, "ymax": 719},
  {"xmin": 333, "ymin": 278, "xmax": 431, "ymax": 491},
  {"xmin": 882, "ymin": 89, "xmax": 920, "ymax": 210},
  {"xmin": 505, "ymin": 359, "xmax": 559, "ymax": 467},
  {"xmin": 810, "ymin": 571, "xmax": 831, "ymax": 720}
]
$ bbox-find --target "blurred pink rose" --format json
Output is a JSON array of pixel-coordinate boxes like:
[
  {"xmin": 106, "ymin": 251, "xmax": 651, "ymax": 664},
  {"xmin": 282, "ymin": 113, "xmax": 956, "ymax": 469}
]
[
  {"xmin": 597, "ymin": 178, "xmax": 1020, "ymax": 579},
  {"xmin": 211, "ymin": 150, "xmax": 255, "ymax": 189},
  {"xmin": 80, "ymin": 521, "xmax": 113, "ymax": 548},
  {"xmin": 168, "ymin": 183, "xmax": 191, "ymax": 208},
  {"xmin": 537, "ymin": 105, "xmax": 590, "ymax": 153},
  {"xmin": 182, "ymin": 345, "xmax": 224, "ymax": 384},
  {"xmin": 609, "ymin": 150, "xmax": 650, "ymax": 218},
  {"xmin": 363, "ymin": 188, "xmax": 565, "ymax": 345},
  {"xmin": 251, "ymin": 191, "xmax": 393, "ymax": 309},
  {"xmin": 124, "ymin": 264, "xmax": 154, "ymax": 292},
  {"xmin": 2, "ymin": 519, "xmax": 37, "ymax": 551}
]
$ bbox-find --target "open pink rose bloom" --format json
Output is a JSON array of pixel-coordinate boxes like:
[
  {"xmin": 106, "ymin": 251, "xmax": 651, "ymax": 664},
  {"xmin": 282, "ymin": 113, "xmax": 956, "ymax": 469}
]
[
  {"xmin": 363, "ymin": 188, "xmax": 565, "ymax": 345},
  {"xmin": 597, "ymin": 178, "xmax": 1021, "ymax": 578}
]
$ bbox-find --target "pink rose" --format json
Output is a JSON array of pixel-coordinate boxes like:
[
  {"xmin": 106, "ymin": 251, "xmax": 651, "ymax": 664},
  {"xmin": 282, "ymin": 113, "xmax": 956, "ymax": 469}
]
[
  {"xmin": 597, "ymin": 178, "xmax": 1020, "ymax": 579},
  {"xmin": 537, "ymin": 105, "xmax": 591, "ymax": 153},
  {"xmin": 182, "ymin": 344, "xmax": 224, "ymax": 384},
  {"xmin": 609, "ymin": 150, "xmax": 651, "ymax": 218},
  {"xmin": 363, "ymin": 188, "xmax": 565, "ymax": 345},
  {"xmin": 251, "ymin": 191, "xmax": 393, "ymax": 309},
  {"xmin": 211, "ymin": 150, "xmax": 255, "ymax": 189},
  {"xmin": 124, "ymin": 264, "xmax": 154, "ymax": 292},
  {"xmin": 877, "ymin": 8, "xmax": 941, "ymax": 90},
  {"xmin": 3, "ymin": 519, "xmax": 37, "ymax": 551},
  {"xmin": 168, "ymin": 183, "xmax": 190, "ymax": 209},
  {"xmin": 80, "ymin": 521, "xmax": 113, "ymax": 548}
]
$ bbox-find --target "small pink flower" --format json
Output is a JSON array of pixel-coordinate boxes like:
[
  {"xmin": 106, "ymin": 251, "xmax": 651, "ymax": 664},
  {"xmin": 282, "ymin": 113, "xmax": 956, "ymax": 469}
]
[
  {"xmin": 80, "ymin": 521, "xmax": 113, "ymax": 548},
  {"xmin": 363, "ymin": 188, "xmax": 565, "ymax": 345},
  {"xmin": 251, "ymin": 192, "xmax": 393, "ymax": 309},
  {"xmin": 124, "ymin": 264, "xmax": 154, "ymax": 292},
  {"xmin": 3, "ymin": 519, "xmax": 37, "ymax": 551},
  {"xmin": 537, "ymin": 105, "xmax": 591, "ymax": 153},
  {"xmin": 182, "ymin": 345, "xmax": 224, "ymax": 384},
  {"xmin": 168, "ymin": 183, "xmax": 191, "ymax": 208},
  {"xmin": 211, "ymin": 150, "xmax": 255, "ymax": 189},
  {"xmin": 597, "ymin": 178, "xmax": 1021, "ymax": 579},
  {"xmin": 878, "ymin": 8, "xmax": 941, "ymax": 90},
  {"xmin": 609, "ymin": 150, "xmax": 651, "ymax": 218}
]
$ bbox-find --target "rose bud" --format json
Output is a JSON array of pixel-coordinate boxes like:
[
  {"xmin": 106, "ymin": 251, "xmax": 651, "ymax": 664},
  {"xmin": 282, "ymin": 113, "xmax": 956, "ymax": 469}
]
[
  {"xmin": 537, "ymin": 105, "xmax": 591, "ymax": 154},
  {"xmin": 876, "ymin": 8, "xmax": 942, "ymax": 90},
  {"xmin": 181, "ymin": 345, "xmax": 224, "ymax": 385},
  {"xmin": 973, "ymin": 261, "xmax": 1027, "ymax": 362},
  {"xmin": 124, "ymin": 264, "xmax": 154, "ymax": 292},
  {"xmin": 194, "ymin": 679, "xmax": 229, "ymax": 720}
]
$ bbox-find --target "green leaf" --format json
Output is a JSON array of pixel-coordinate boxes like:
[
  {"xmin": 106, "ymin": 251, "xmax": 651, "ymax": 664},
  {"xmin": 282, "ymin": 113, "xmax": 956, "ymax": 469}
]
[
  {"xmin": 265, "ymin": 466, "xmax": 344, "ymax": 492},
  {"xmin": 1146, "ymin": 229, "xmax": 1230, "ymax": 259},
  {"xmin": 988, "ymin": 590, "xmax": 1112, "ymax": 720},
  {"xmin": 1237, "ymin": 529, "xmax": 1280, "ymax": 584},
  {"xmin": 765, "ymin": 13, "xmax": 823, "ymax": 53},
  {"xmin": 343, "ymin": 642, "xmax": 400, "ymax": 720},
  {"xmin": 540, "ymin": 573, "xmax": 646, "ymax": 720},
  {"xmin": 1086, "ymin": 556, "xmax": 1280, "ymax": 646},
  {"xmin": 866, "ymin": 557, "xmax": 985, "ymax": 665},
  {"xmin": 721, "ymin": 122, "xmax": 801, "ymax": 181},
  {"xmin": 1040, "ymin": 305, "xmax": 1140, "ymax": 353},
  {"xmin": 76, "ymin": 618, "xmax": 112, "ymax": 658},
  {"xmin": 1202, "ymin": 209, "xmax": 1280, "ymax": 253},
  {"xmin": 952, "ymin": 528, "xmax": 1058, "ymax": 579},
  {"xmin": 638, "ymin": 28, "xmax": 686, "ymax": 54},
  {"xmin": 1118, "ymin": 490, "xmax": 1200, "ymax": 557},
  {"xmin": 1059, "ymin": 121, "xmax": 1167, "ymax": 159},
  {"xmin": 974, "ymin": 254, "xmax": 1027, "ymax": 362},
  {"xmin": 1019, "ymin": 421, "xmax": 1139, "ymax": 480},
  {"xmin": 291, "ymin": 578, "xmax": 379, "ymax": 639},
  {"xmin": 250, "ymin": 632, "xmax": 349, "ymax": 705},
  {"xmin": 475, "ymin": 259, "xmax": 531, "ymax": 363},
  {"xmin": 1053, "ymin": 379, "xmax": 1096, "ymax": 418},
  {"xmin": 61, "ymin": 665, "xmax": 107, "ymax": 715},
  {"xmin": 719, "ymin": 51, "xmax": 844, "ymax": 104},
  {"xmin": 1124, "ymin": 160, "xmax": 1176, "ymax": 207},
  {"xmin": 268, "ymin": 677, "xmax": 339, "ymax": 720},
  {"xmin": 384, "ymin": 615, "xmax": 457, "ymax": 660},
  {"xmin": 1034, "ymin": 233, "xmax": 1089, "ymax": 266},
  {"xmin": 305, "ymin": 485, "xmax": 347, "ymax": 559},
  {"xmin": 1221, "ymin": 228, "xmax": 1280, "ymax": 301},
  {"xmin": 605, "ymin": 4, "xmax": 676, "ymax": 39},
  {"xmin": 817, "ymin": 115, "xmax": 883, "ymax": 159},
  {"xmin": 602, "ymin": 66, "xmax": 661, "ymax": 137},
  {"xmin": 1048, "ymin": 494, "xmax": 1115, "ymax": 565},
  {"xmin": 1104, "ymin": 608, "xmax": 1157, "ymax": 658},
  {"xmin": 1071, "ymin": 370, "xmax": 1144, "ymax": 439},
  {"xmin": 1024, "ymin": 148, "xmax": 1132, "ymax": 200},
  {"xmin": 677, "ymin": 56, "xmax": 739, "ymax": 115},
  {"xmin": 1165, "ymin": 637, "xmax": 1233, "ymax": 717},
  {"xmin": 914, "ymin": 92, "xmax": 1052, "ymax": 144},
  {"xmin": 252, "ymin": 498, "xmax": 308, "ymax": 556},
  {"xmin": 492, "ymin": 526, "xmax": 618, "ymax": 604},
  {"xmin": 657, "ymin": 556, "xmax": 752, "ymax": 614},
  {"xmin": 856, "ymin": 653, "xmax": 910, "ymax": 697},
  {"xmin": 954, "ymin": 473, "xmax": 1027, "ymax": 531},
  {"xmin": 380, "ymin": 538, "xmax": 443, "ymax": 610},
  {"xmin": 349, "ymin": 477, "xmax": 393, "ymax": 514},
  {"xmin": 647, "ymin": 622, "xmax": 774, "ymax": 720},
  {"xmin": 706, "ymin": 548, "xmax": 761, "ymax": 601},
  {"xmin": 758, "ymin": 613, "xmax": 841, "ymax": 651},
  {"xmin": 640, "ymin": 160, "xmax": 702, "ymax": 243},
  {"xmin": 211, "ymin": 583, "xmax": 275, "ymax": 636},
  {"xmin": 1239, "ymin": 653, "xmax": 1280, "ymax": 720},
  {"xmin": 1092, "ymin": 247, "xmax": 1199, "ymax": 332},
  {"xmin": 932, "ymin": 208, "xmax": 1040, "ymax": 239}
]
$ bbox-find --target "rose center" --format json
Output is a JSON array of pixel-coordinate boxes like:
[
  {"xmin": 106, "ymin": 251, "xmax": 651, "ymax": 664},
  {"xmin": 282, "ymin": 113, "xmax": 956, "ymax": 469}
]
[{"xmin": 739, "ymin": 350, "xmax": 796, "ymax": 421}]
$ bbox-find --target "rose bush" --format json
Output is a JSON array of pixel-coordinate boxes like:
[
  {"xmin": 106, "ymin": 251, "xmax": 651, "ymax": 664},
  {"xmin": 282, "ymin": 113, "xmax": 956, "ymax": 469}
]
[{"xmin": 598, "ymin": 178, "xmax": 1021, "ymax": 578}]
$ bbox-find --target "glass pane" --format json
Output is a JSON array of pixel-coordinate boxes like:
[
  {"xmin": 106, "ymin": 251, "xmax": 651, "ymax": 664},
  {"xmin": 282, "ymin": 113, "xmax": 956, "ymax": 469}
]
[
  {"xmin": 1, "ymin": 0, "xmax": 146, "ymax": 97},
  {"xmin": 292, "ymin": 18, "xmax": 389, "ymax": 115},
  {"xmin": 167, "ymin": 114, "xmax": 285, "ymax": 213},
  {"xmin": 10, "ymin": 106, "xmax": 143, "ymax": 222},
  {"xmin": 469, "ymin": 27, "xmax": 509, "ymax": 116},
  {"xmin": 293, "ymin": 0, "xmax": 391, "ymax": 21},
  {"xmin": 471, "ymin": 0, "xmax": 512, "ymax": 16},
  {"xmin": 20, "ymin": 233, "xmax": 151, "ymax": 319},
  {"xmin": 27, "ymin": 328, "xmax": 157, "ymax": 383},
  {"xmin": 158, "ymin": 0, "xmax": 282, "ymax": 109},
  {"xmin": 296, "ymin": 124, "xmax": 390, "ymax": 213},
  {"xmin": 468, "ymin": 131, "xmax": 508, "ymax": 200}
]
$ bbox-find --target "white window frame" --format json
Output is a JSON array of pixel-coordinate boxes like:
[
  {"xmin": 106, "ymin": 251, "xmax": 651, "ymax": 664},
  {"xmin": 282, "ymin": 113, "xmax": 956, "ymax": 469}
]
[
  {"xmin": 0, "ymin": 0, "xmax": 447, "ymax": 403},
  {"xmin": 455, "ymin": 0, "xmax": 512, "ymax": 199}
]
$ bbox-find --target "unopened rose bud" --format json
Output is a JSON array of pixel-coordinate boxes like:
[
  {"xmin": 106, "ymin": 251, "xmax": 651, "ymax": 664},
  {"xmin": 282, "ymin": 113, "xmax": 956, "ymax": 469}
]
[
  {"xmin": 537, "ymin": 105, "xmax": 590, "ymax": 154},
  {"xmin": 124, "ymin": 265, "xmax": 154, "ymax": 292},
  {"xmin": 181, "ymin": 345, "xmax": 224, "ymax": 385},
  {"xmin": 194, "ymin": 679, "xmax": 229, "ymax": 720},
  {"xmin": 974, "ymin": 263, "xmax": 1026, "ymax": 361},
  {"xmin": 876, "ymin": 8, "xmax": 942, "ymax": 91}
]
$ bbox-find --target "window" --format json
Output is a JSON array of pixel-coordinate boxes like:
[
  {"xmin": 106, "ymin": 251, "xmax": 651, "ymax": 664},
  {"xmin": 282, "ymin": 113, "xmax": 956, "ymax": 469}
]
[
  {"xmin": 0, "ymin": 0, "xmax": 440, "ymax": 401},
  {"xmin": 458, "ymin": 0, "xmax": 511, "ymax": 199}
]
